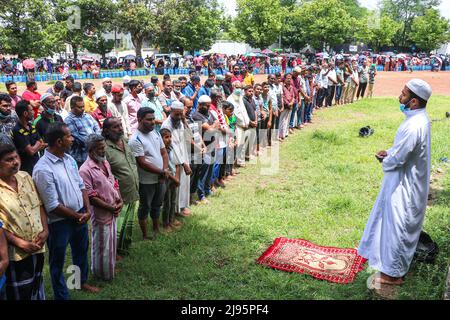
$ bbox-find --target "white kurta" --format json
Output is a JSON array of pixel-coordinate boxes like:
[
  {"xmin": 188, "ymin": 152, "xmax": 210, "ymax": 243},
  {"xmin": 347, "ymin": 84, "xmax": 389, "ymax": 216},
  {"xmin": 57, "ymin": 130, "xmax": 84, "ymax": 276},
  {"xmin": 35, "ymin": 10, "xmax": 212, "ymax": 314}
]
[
  {"xmin": 161, "ymin": 117, "xmax": 191, "ymax": 210},
  {"xmin": 358, "ymin": 108, "xmax": 431, "ymax": 277}
]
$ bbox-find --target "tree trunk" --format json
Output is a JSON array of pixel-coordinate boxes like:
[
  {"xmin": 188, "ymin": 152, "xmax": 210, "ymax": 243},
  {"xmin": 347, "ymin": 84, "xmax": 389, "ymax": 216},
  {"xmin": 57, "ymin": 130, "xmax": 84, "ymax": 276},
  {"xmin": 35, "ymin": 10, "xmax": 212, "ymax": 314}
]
[
  {"xmin": 132, "ymin": 35, "xmax": 143, "ymax": 68},
  {"xmin": 72, "ymin": 44, "xmax": 79, "ymax": 63}
]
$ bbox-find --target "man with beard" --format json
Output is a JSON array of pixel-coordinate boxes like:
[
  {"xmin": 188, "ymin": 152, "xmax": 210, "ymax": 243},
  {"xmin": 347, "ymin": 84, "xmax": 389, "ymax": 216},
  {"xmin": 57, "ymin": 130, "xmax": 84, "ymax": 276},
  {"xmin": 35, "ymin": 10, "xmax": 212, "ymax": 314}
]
[
  {"xmin": 34, "ymin": 93, "xmax": 64, "ymax": 142},
  {"xmin": 173, "ymin": 80, "xmax": 185, "ymax": 102},
  {"xmin": 91, "ymin": 92, "xmax": 113, "ymax": 129},
  {"xmin": 0, "ymin": 94, "xmax": 17, "ymax": 145},
  {"xmin": 123, "ymin": 80, "xmax": 143, "ymax": 132},
  {"xmin": 0, "ymin": 143, "xmax": 48, "ymax": 300},
  {"xmin": 12, "ymin": 101, "xmax": 46, "ymax": 175},
  {"xmin": 79, "ymin": 134, "xmax": 123, "ymax": 281},
  {"xmin": 359, "ymin": 79, "xmax": 432, "ymax": 298},
  {"xmin": 103, "ymin": 117, "xmax": 139, "ymax": 255},
  {"xmin": 96, "ymin": 77, "xmax": 113, "ymax": 102},
  {"xmin": 192, "ymin": 95, "xmax": 220, "ymax": 204},
  {"xmin": 231, "ymin": 65, "xmax": 243, "ymax": 83},
  {"xmin": 33, "ymin": 122, "xmax": 100, "ymax": 299},
  {"xmin": 61, "ymin": 75, "xmax": 75, "ymax": 100},
  {"xmin": 161, "ymin": 101, "xmax": 192, "ymax": 217},
  {"xmin": 129, "ymin": 107, "xmax": 169, "ymax": 240}
]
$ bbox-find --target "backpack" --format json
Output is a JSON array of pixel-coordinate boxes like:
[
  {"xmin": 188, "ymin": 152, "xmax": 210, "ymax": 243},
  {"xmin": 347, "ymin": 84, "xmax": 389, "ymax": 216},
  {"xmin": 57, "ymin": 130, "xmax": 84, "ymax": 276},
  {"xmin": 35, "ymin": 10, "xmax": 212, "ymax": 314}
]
[{"xmin": 414, "ymin": 231, "xmax": 439, "ymax": 264}]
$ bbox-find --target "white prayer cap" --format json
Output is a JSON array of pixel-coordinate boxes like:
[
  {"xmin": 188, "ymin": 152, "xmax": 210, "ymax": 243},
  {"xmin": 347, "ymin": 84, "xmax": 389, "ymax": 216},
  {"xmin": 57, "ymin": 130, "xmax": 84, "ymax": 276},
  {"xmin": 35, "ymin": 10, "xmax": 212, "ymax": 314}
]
[
  {"xmin": 406, "ymin": 79, "xmax": 432, "ymax": 101},
  {"xmin": 123, "ymin": 75, "xmax": 131, "ymax": 84},
  {"xmin": 171, "ymin": 101, "xmax": 184, "ymax": 111},
  {"xmin": 102, "ymin": 77, "xmax": 112, "ymax": 82},
  {"xmin": 198, "ymin": 95, "xmax": 212, "ymax": 104},
  {"xmin": 293, "ymin": 66, "xmax": 302, "ymax": 73},
  {"xmin": 95, "ymin": 91, "xmax": 107, "ymax": 101}
]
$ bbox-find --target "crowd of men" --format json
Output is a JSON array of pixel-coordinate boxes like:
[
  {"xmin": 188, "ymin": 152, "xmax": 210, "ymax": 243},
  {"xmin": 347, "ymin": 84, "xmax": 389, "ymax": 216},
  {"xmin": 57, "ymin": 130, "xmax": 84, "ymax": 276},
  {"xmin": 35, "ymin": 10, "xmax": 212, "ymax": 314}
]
[{"xmin": 0, "ymin": 56, "xmax": 377, "ymax": 300}]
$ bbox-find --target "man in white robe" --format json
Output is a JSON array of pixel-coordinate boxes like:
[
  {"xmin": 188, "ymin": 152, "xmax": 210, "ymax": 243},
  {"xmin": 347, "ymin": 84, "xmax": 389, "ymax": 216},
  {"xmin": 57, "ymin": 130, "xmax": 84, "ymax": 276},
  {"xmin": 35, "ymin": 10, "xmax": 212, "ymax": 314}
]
[
  {"xmin": 161, "ymin": 101, "xmax": 192, "ymax": 217},
  {"xmin": 358, "ymin": 79, "xmax": 432, "ymax": 289}
]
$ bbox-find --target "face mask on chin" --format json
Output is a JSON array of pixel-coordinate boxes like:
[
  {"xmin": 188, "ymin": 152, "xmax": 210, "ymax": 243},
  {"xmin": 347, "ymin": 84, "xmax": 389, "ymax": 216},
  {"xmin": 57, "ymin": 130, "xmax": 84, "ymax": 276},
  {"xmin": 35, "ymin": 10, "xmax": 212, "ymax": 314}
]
[{"xmin": 400, "ymin": 99, "xmax": 412, "ymax": 113}]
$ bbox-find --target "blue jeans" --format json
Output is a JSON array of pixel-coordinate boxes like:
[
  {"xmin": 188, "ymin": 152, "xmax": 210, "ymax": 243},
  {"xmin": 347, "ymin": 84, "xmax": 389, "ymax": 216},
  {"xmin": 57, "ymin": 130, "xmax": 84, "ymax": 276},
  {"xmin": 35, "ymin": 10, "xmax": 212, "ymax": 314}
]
[
  {"xmin": 304, "ymin": 102, "xmax": 313, "ymax": 122},
  {"xmin": 47, "ymin": 217, "xmax": 89, "ymax": 300},
  {"xmin": 289, "ymin": 103, "xmax": 298, "ymax": 128},
  {"xmin": 296, "ymin": 100, "xmax": 305, "ymax": 126},
  {"xmin": 335, "ymin": 85, "xmax": 343, "ymax": 101},
  {"xmin": 197, "ymin": 163, "xmax": 214, "ymax": 200},
  {"xmin": 211, "ymin": 147, "xmax": 225, "ymax": 184}
]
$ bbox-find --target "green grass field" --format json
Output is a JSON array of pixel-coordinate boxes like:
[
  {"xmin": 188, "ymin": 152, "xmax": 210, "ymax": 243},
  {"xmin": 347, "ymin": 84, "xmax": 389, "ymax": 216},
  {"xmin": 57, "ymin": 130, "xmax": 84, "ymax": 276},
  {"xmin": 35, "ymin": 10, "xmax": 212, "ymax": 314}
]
[{"xmin": 44, "ymin": 96, "xmax": 450, "ymax": 300}]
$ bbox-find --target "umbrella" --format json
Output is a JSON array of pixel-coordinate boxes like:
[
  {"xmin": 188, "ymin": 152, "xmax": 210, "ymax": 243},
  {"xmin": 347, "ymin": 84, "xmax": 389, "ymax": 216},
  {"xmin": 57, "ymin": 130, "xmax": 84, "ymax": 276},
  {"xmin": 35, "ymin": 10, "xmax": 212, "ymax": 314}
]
[
  {"xmin": 80, "ymin": 56, "xmax": 94, "ymax": 62},
  {"xmin": 123, "ymin": 54, "xmax": 136, "ymax": 60},
  {"xmin": 262, "ymin": 49, "xmax": 274, "ymax": 55},
  {"xmin": 430, "ymin": 55, "xmax": 442, "ymax": 64},
  {"xmin": 23, "ymin": 58, "xmax": 36, "ymax": 69},
  {"xmin": 245, "ymin": 52, "xmax": 268, "ymax": 58}
]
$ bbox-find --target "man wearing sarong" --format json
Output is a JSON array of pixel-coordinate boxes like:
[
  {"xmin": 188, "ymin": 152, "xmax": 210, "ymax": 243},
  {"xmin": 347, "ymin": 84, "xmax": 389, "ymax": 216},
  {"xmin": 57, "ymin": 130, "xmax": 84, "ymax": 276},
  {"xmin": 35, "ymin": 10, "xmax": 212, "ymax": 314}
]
[
  {"xmin": 0, "ymin": 143, "xmax": 48, "ymax": 300},
  {"xmin": 102, "ymin": 117, "xmax": 139, "ymax": 255},
  {"xmin": 358, "ymin": 79, "xmax": 432, "ymax": 295},
  {"xmin": 80, "ymin": 134, "xmax": 123, "ymax": 281}
]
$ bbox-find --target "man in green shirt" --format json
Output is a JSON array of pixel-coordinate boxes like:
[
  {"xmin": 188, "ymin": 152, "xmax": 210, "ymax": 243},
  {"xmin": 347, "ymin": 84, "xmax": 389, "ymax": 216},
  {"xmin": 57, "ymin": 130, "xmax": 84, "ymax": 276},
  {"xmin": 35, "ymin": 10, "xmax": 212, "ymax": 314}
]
[{"xmin": 102, "ymin": 117, "xmax": 139, "ymax": 254}]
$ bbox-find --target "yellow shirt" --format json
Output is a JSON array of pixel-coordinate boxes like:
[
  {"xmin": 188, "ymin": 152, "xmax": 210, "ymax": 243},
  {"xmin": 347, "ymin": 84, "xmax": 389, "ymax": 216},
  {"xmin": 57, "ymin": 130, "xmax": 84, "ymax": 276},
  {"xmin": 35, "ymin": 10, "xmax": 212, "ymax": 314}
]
[
  {"xmin": 243, "ymin": 73, "xmax": 255, "ymax": 86},
  {"xmin": 0, "ymin": 171, "xmax": 45, "ymax": 261},
  {"xmin": 84, "ymin": 96, "xmax": 98, "ymax": 113}
]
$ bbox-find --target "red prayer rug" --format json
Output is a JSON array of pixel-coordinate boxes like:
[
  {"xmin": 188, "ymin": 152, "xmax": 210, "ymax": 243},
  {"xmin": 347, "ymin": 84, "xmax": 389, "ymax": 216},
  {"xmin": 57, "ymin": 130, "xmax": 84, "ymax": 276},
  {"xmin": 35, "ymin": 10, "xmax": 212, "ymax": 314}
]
[{"xmin": 257, "ymin": 237, "xmax": 367, "ymax": 284}]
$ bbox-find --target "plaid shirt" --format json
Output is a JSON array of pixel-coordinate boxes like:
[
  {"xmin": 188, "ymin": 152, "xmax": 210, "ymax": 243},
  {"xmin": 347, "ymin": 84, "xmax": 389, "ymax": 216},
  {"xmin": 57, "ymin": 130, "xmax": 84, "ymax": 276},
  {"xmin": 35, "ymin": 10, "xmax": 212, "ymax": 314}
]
[{"xmin": 64, "ymin": 112, "xmax": 100, "ymax": 164}]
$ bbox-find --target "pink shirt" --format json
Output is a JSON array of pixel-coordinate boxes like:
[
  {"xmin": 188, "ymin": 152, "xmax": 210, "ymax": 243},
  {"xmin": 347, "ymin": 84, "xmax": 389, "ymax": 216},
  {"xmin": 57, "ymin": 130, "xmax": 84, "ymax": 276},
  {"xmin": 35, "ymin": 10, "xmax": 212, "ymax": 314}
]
[
  {"xmin": 79, "ymin": 157, "xmax": 121, "ymax": 226},
  {"xmin": 9, "ymin": 95, "xmax": 22, "ymax": 109},
  {"xmin": 123, "ymin": 94, "xmax": 142, "ymax": 132}
]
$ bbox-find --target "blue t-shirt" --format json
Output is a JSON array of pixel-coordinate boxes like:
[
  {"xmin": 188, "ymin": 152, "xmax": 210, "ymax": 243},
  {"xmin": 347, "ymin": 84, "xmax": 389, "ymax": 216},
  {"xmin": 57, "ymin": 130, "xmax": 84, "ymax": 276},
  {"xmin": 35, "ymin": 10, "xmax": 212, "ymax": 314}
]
[{"xmin": 0, "ymin": 220, "xmax": 5, "ymax": 291}]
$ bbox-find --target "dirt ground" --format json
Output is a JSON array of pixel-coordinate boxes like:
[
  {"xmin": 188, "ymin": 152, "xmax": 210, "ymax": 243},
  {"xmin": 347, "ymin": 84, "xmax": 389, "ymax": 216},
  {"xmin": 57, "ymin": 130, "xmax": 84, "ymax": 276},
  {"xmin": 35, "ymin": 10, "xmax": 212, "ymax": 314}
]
[{"xmin": 10, "ymin": 71, "xmax": 450, "ymax": 97}]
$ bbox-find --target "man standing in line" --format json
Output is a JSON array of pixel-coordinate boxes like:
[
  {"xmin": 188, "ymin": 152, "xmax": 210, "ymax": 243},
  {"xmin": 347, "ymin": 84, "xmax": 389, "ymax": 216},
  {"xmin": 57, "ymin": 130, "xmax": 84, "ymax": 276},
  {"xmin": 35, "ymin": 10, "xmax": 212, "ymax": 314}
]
[
  {"xmin": 129, "ymin": 107, "xmax": 169, "ymax": 240},
  {"xmin": 33, "ymin": 122, "xmax": 100, "ymax": 300},
  {"xmin": 359, "ymin": 79, "xmax": 432, "ymax": 297}
]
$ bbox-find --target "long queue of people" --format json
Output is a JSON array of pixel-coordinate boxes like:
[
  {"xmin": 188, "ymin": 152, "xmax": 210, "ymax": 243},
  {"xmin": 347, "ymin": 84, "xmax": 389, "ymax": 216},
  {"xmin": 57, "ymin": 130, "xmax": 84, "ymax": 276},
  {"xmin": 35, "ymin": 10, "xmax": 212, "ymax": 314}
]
[{"xmin": 0, "ymin": 58, "xmax": 376, "ymax": 300}]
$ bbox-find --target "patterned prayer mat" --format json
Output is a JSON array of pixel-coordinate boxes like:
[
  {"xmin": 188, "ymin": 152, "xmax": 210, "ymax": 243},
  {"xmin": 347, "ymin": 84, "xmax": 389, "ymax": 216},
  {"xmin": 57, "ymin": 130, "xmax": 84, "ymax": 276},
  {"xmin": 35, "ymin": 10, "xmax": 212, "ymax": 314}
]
[{"xmin": 257, "ymin": 237, "xmax": 367, "ymax": 284}]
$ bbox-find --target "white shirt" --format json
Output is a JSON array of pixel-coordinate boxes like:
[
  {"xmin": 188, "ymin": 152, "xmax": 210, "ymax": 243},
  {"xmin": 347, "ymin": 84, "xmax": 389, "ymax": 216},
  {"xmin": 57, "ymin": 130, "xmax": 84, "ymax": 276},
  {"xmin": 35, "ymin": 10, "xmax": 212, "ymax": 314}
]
[
  {"xmin": 358, "ymin": 108, "xmax": 431, "ymax": 277},
  {"xmin": 227, "ymin": 94, "xmax": 249, "ymax": 128}
]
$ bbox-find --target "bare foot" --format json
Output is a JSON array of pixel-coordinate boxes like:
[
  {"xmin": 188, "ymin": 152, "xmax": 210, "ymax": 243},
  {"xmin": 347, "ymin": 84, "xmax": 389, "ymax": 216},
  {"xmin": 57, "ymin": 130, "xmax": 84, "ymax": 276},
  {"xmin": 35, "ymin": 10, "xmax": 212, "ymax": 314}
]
[{"xmin": 81, "ymin": 283, "xmax": 101, "ymax": 294}]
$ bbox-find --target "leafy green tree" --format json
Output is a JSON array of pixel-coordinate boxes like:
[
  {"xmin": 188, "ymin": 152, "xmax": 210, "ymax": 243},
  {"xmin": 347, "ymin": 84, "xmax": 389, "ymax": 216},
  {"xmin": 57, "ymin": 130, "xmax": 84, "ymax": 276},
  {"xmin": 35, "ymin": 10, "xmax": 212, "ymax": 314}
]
[
  {"xmin": 54, "ymin": 0, "xmax": 116, "ymax": 62},
  {"xmin": 234, "ymin": 0, "xmax": 284, "ymax": 49},
  {"xmin": 410, "ymin": 8, "xmax": 450, "ymax": 52},
  {"xmin": 153, "ymin": 0, "xmax": 222, "ymax": 53},
  {"xmin": 280, "ymin": 6, "xmax": 308, "ymax": 51},
  {"xmin": 296, "ymin": 0, "xmax": 354, "ymax": 50},
  {"xmin": 115, "ymin": 0, "xmax": 156, "ymax": 64},
  {"xmin": 0, "ymin": 0, "xmax": 65, "ymax": 58},
  {"xmin": 381, "ymin": 0, "xmax": 441, "ymax": 48}
]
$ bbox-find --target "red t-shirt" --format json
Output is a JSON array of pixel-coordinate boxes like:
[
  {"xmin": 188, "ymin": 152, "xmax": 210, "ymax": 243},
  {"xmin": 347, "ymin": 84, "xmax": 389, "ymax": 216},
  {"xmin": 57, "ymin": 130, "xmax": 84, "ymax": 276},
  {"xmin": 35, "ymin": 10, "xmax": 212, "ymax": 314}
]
[{"xmin": 22, "ymin": 90, "xmax": 42, "ymax": 119}]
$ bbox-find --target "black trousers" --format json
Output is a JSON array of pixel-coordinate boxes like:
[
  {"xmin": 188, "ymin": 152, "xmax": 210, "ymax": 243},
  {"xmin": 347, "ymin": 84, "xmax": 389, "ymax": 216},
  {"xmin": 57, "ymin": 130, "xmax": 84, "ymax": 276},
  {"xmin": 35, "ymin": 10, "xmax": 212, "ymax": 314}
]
[
  {"xmin": 357, "ymin": 82, "xmax": 368, "ymax": 99},
  {"xmin": 326, "ymin": 86, "xmax": 336, "ymax": 107}
]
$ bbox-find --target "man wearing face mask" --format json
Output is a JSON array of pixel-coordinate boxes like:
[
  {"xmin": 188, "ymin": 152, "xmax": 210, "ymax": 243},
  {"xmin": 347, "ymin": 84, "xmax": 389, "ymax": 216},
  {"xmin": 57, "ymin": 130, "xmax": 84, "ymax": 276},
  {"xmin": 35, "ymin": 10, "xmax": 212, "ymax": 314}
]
[
  {"xmin": 12, "ymin": 100, "xmax": 46, "ymax": 175},
  {"xmin": 142, "ymin": 83, "xmax": 166, "ymax": 132},
  {"xmin": 0, "ymin": 94, "xmax": 17, "ymax": 145},
  {"xmin": 359, "ymin": 79, "xmax": 432, "ymax": 297},
  {"xmin": 161, "ymin": 101, "xmax": 192, "ymax": 217},
  {"xmin": 34, "ymin": 93, "xmax": 64, "ymax": 142}
]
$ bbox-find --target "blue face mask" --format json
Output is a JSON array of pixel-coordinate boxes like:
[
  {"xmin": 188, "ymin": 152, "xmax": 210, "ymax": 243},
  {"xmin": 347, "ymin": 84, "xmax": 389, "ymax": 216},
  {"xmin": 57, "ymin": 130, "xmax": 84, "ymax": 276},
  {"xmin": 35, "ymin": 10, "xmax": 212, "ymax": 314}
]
[
  {"xmin": 400, "ymin": 100, "xmax": 412, "ymax": 113},
  {"xmin": 234, "ymin": 89, "xmax": 242, "ymax": 96},
  {"xmin": 46, "ymin": 108, "xmax": 56, "ymax": 115}
]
